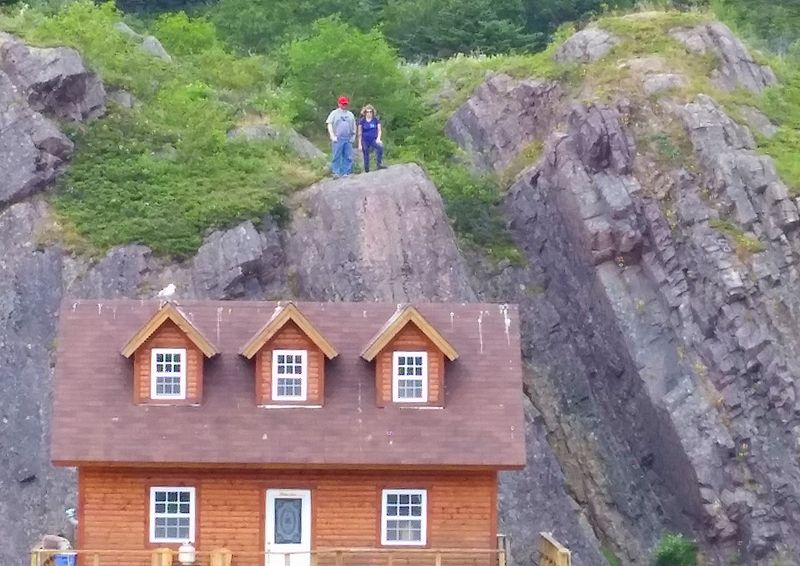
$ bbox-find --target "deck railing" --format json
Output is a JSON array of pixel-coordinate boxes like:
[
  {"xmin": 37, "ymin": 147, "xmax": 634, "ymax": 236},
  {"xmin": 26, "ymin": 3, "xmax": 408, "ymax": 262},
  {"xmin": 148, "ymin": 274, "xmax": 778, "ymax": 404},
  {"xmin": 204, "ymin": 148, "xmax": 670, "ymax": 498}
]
[
  {"xmin": 538, "ymin": 532, "xmax": 571, "ymax": 566},
  {"xmin": 31, "ymin": 545, "xmax": 507, "ymax": 566}
]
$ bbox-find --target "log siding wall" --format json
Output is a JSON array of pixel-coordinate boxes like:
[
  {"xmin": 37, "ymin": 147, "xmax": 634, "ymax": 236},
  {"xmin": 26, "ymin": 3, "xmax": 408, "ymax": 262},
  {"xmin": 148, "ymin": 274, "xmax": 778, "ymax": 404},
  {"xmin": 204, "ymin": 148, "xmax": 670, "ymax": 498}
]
[
  {"xmin": 255, "ymin": 321, "xmax": 325, "ymax": 405},
  {"xmin": 375, "ymin": 323, "xmax": 445, "ymax": 407},
  {"xmin": 132, "ymin": 320, "xmax": 203, "ymax": 405},
  {"xmin": 78, "ymin": 467, "xmax": 497, "ymax": 566}
]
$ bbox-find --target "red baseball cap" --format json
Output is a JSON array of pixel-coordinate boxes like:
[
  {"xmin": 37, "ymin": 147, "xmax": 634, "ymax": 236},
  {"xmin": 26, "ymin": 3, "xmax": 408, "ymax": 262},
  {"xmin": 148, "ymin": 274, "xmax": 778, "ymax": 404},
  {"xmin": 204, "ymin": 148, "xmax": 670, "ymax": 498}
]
[{"xmin": 338, "ymin": 96, "xmax": 349, "ymax": 105}]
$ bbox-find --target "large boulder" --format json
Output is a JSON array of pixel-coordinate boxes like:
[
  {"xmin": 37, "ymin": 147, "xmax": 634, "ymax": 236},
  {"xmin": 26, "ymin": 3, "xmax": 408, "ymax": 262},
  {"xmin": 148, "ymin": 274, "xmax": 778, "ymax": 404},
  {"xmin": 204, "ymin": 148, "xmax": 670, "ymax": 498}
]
[
  {"xmin": 553, "ymin": 27, "xmax": 619, "ymax": 64},
  {"xmin": 445, "ymin": 73, "xmax": 563, "ymax": 173},
  {"xmin": 670, "ymin": 22, "xmax": 776, "ymax": 92},
  {"xmin": 0, "ymin": 33, "xmax": 105, "ymax": 121},
  {"xmin": 0, "ymin": 71, "xmax": 73, "ymax": 206},
  {"xmin": 190, "ymin": 220, "xmax": 283, "ymax": 299},
  {"xmin": 287, "ymin": 164, "xmax": 475, "ymax": 301}
]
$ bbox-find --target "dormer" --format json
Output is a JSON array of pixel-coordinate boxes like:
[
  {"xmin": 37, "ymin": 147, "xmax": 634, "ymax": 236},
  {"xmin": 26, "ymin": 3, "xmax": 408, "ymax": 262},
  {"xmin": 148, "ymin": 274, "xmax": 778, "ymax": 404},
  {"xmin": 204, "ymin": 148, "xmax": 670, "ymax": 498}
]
[
  {"xmin": 121, "ymin": 302, "xmax": 219, "ymax": 405},
  {"xmin": 361, "ymin": 306, "xmax": 458, "ymax": 408},
  {"xmin": 240, "ymin": 303, "xmax": 337, "ymax": 407}
]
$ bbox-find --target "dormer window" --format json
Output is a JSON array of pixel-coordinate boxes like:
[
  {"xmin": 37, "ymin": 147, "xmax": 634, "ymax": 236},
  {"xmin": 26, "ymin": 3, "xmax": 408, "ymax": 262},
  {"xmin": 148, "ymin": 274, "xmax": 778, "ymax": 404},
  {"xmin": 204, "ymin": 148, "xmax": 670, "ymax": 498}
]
[
  {"xmin": 151, "ymin": 348, "xmax": 186, "ymax": 399},
  {"xmin": 273, "ymin": 349, "xmax": 307, "ymax": 400},
  {"xmin": 362, "ymin": 306, "xmax": 458, "ymax": 408},
  {"xmin": 121, "ymin": 303, "xmax": 219, "ymax": 405},
  {"xmin": 393, "ymin": 352, "xmax": 428, "ymax": 402},
  {"xmin": 240, "ymin": 303, "xmax": 338, "ymax": 407}
]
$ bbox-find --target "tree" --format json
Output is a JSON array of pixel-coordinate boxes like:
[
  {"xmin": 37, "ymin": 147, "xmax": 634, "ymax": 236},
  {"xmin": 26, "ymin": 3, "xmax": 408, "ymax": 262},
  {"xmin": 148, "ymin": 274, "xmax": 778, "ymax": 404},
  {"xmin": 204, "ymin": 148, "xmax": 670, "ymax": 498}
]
[
  {"xmin": 381, "ymin": 0, "xmax": 542, "ymax": 61},
  {"xmin": 211, "ymin": 0, "xmax": 381, "ymax": 53},
  {"xmin": 284, "ymin": 17, "xmax": 416, "ymax": 132}
]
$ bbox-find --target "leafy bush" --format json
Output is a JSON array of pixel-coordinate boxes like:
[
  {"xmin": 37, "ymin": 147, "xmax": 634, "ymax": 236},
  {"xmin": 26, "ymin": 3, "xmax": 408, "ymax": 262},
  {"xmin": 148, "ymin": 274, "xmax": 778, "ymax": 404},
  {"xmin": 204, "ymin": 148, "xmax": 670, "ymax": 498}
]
[
  {"xmin": 152, "ymin": 11, "xmax": 219, "ymax": 56},
  {"xmin": 284, "ymin": 17, "xmax": 416, "ymax": 131},
  {"xmin": 652, "ymin": 533, "xmax": 698, "ymax": 566}
]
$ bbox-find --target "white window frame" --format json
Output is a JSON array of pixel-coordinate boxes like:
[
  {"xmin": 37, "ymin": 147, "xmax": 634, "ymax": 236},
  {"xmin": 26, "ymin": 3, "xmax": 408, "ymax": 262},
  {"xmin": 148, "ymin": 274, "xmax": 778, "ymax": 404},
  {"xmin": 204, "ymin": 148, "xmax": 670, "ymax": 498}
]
[
  {"xmin": 381, "ymin": 489, "xmax": 427, "ymax": 546},
  {"xmin": 150, "ymin": 348, "xmax": 187, "ymax": 400},
  {"xmin": 149, "ymin": 486, "xmax": 196, "ymax": 543},
  {"xmin": 392, "ymin": 351, "xmax": 428, "ymax": 403},
  {"xmin": 272, "ymin": 349, "xmax": 308, "ymax": 401}
]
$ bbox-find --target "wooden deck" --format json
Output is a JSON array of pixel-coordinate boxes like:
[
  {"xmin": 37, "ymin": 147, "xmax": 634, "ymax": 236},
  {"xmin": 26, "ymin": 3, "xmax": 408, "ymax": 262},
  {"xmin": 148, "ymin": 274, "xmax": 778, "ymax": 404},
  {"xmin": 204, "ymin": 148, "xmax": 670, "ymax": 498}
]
[{"xmin": 31, "ymin": 546, "xmax": 507, "ymax": 566}]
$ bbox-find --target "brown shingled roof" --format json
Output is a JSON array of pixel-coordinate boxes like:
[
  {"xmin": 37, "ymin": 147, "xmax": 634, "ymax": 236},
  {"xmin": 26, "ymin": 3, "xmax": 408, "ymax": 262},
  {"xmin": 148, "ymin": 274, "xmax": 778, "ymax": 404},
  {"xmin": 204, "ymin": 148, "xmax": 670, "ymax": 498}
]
[{"xmin": 52, "ymin": 300, "xmax": 525, "ymax": 469}]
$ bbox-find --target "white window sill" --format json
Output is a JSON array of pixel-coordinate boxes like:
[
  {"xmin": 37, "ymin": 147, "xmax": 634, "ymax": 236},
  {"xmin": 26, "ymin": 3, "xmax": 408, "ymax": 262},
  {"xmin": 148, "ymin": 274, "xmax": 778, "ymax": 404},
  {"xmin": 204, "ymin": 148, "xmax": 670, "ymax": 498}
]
[{"xmin": 259, "ymin": 404, "xmax": 323, "ymax": 409}]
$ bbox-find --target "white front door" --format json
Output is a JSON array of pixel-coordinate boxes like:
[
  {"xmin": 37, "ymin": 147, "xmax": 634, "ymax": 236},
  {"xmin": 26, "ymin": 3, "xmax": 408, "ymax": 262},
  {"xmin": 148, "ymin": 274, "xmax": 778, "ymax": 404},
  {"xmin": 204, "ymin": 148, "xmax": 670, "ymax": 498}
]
[{"xmin": 265, "ymin": 489, "xmax": 311, "ymax": 566}]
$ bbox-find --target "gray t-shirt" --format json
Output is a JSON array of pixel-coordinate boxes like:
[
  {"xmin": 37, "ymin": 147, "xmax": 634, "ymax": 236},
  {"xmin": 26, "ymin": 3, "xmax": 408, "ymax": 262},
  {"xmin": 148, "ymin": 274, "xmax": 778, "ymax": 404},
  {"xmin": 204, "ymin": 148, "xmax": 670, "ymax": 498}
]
[{"xmin": 326, "ymin": 108, "xmax": 356, "ymax": 140}]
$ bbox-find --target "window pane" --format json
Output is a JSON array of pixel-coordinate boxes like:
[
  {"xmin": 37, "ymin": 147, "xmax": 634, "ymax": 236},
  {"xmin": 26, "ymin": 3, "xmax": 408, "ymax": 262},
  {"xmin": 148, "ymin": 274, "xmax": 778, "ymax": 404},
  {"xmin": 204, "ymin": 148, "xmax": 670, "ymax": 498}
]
[{"xmin": 274, "ymin": 498, "xmax": 302, "ymax": 544}]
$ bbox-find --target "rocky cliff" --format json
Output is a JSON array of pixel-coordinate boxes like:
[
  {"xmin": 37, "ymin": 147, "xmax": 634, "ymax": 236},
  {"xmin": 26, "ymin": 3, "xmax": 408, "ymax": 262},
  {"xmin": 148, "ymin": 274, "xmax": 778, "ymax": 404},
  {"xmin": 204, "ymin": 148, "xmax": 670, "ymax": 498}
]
[{"xmin": 1, "ymin": 14, "xmax": 798, "ymax": 566}]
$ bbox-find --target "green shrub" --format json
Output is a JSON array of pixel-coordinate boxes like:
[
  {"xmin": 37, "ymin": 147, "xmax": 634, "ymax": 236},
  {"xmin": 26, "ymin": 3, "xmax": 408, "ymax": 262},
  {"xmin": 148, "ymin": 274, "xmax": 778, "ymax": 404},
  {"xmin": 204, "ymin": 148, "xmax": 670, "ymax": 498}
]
[
  {"xmin": 152, "ymin": 11, "xmax": 219, "ymax": 56},
  {"xmin": 652, "ymin": 533, "xmax": 698, "ymax": 566},
  {"xmin": 284, "ymin": 17, "xmax": 417, "ymax": 130}
]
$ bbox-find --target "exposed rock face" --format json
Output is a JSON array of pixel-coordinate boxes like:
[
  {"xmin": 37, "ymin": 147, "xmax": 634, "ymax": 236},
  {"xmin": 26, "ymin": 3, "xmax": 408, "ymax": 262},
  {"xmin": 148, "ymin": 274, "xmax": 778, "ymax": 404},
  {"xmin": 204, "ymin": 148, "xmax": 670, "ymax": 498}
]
[
  {"xmin": 445, "ymin": 73, "xmax": 563, "ymax": 173},
  {"xmin": 449, "ymin": 35, "xmax": 800, "ymax": 561},
  {"xmin": 553, "ymin": 27, "xmax": 619, "ymax": 63},
  {"xmin": 670, "ymin": 22, "xmax": 776, "ymax": 92},
  {"xmin": 0, "ymin": 33, "xmax": 105, "ymax": 121},
  {"xmin": 287, "ymin": 164, "xmax": 476, "ymax": 301},
  {"xmin": 227, "ymin": 124, "xmax": 325, "ymax": 160},
  {"xmin": 0, "ymin": 72, "xmax": 73, "ymax": 205},
  {"xmin": 0, "ymin": 201, "xmax": 74, "ymax": 566}
]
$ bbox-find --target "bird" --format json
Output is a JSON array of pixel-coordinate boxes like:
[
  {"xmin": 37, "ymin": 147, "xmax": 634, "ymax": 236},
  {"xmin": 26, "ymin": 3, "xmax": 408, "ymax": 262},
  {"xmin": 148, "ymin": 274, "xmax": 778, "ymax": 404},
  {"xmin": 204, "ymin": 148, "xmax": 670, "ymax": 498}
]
[{"xmin": 157, "ymin": 283, "xmax": 176, "ymax": 299}]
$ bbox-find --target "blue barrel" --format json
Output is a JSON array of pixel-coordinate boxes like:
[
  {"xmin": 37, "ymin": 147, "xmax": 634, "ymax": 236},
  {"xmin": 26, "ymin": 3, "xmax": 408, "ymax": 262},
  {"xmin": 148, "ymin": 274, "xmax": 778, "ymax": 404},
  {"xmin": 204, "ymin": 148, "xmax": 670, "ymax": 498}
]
[{"xmin": 54, "ymin": 554, "xmax": 77, "ymax": 566}]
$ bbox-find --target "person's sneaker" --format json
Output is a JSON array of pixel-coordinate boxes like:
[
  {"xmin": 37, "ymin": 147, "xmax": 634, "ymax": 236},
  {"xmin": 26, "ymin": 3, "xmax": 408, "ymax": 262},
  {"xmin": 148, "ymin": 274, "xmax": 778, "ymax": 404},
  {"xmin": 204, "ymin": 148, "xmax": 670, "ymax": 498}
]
[
  {"xmin": 364, "ymin": 169, "xmax": 370, "ymax": 173},
  {"xmin": 377, "ymin": 164, "xmax": 388, "ymax": 170}
]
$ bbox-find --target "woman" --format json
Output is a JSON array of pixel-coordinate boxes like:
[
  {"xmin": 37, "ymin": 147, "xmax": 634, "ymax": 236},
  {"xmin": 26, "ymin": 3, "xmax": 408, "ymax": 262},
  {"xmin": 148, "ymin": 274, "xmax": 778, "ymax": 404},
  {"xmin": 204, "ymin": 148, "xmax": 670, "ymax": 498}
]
[{"xmin": 357, "ymin": 104, "xmax": 385, "ymax": 173}]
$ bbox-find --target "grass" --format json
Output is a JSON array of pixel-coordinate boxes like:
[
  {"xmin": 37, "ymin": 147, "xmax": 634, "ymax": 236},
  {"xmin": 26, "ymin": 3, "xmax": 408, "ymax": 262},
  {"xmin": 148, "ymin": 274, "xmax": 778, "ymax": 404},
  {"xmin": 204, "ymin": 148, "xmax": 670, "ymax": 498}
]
[
  {"xmin": 709, "ymin": 218, "xmax": 766, "ymax": 259},
  {"xmin": 0, "ymin": 1, "xmax": 321, "ymax": 257},
  {"xmin": 601, "ymin": 547, "xmax": 623, "ymax": 566},
  {"xmin": 500, "ymin": 140, "xmax": 544, "ymax": 188}
]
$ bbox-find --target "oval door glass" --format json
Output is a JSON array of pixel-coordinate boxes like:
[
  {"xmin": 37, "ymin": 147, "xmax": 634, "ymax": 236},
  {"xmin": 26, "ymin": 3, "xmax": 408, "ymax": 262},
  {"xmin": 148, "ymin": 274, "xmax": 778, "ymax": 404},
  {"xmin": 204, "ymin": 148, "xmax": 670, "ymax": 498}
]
[{"xmin": 275, "ymin": 498, "xmax": 302, "ymax": 544}]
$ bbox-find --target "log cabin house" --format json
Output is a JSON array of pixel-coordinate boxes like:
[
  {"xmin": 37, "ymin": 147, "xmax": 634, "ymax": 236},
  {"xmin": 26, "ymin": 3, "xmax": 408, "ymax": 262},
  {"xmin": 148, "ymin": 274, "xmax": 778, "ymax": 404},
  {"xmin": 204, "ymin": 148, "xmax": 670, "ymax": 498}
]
[{"xmin": 51, "ymin": 300, "xmax": 525, "ymax": 566}]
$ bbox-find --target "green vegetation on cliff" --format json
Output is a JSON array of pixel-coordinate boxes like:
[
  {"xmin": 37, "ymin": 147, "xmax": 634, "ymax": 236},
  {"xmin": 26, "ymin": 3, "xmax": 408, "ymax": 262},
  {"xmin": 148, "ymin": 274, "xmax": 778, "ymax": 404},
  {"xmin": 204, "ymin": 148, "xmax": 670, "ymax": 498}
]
[{"xmin": 1, "ymin": 0, "xmax": 798, "ymax": 258}]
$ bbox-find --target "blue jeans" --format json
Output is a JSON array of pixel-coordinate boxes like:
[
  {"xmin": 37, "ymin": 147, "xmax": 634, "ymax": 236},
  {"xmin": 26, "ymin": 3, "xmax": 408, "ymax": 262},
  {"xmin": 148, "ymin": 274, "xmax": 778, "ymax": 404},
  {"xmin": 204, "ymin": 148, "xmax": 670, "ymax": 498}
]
[
  {"xmin": 361, "ymin": 138, "xmax": 384, "ymax": 172},
  {"xmin": 331, "ymin": 138, "xmax": 353, "ymax": 176}
]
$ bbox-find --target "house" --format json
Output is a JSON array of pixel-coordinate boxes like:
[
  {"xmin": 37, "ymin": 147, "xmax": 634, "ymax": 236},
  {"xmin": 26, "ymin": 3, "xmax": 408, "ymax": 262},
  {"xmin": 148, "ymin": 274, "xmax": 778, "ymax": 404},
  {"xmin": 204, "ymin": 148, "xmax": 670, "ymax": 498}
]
[{"xmin": 51, "ymin": 300, "xmax": 525, "ymax": 566}]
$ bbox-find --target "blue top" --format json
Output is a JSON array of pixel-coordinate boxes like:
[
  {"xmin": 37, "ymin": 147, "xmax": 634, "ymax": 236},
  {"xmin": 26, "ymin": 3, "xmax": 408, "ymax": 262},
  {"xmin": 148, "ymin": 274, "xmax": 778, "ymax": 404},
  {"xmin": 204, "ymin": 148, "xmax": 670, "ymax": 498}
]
[{"xmin": 359, "ymin": 116, "xmax": 380, "ymax": 141}]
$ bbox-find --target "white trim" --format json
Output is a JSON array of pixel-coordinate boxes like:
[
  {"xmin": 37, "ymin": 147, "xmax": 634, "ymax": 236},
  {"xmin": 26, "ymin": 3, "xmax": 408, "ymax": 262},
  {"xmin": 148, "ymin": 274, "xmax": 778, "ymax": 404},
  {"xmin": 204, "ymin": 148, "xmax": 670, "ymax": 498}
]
[
  {"xmin": 266, "ymin": 489, "xmax": 311, "ymax": 566},
  {"xmin": 272, "ymin": 350, "xmax": 308, "ymax": 401},
  {"xmin": 149, "ymin": 486, "xmax": 195, "ymax": 543},
  {"xmin": 392, "ymin": 351, "xmax": 428, "ymax": 403},
  {"xmin": 381, "ymin": 489, "xmax": 427, "ymax": 546},
  {"xmin": 150, "ymin": 348, "xmax": 187, "ymax": 400},
  {"xmin": 259, "ymin": 405, "xmax": 323, "ymax": 409}
]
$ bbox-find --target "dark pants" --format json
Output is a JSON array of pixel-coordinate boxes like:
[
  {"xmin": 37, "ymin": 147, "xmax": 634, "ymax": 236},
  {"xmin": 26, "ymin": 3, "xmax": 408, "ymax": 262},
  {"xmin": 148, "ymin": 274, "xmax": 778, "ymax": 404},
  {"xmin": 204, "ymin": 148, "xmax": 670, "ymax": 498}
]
[{"xmin": 361, "ymin": 138, "xmax": 383, "ymax": 172}]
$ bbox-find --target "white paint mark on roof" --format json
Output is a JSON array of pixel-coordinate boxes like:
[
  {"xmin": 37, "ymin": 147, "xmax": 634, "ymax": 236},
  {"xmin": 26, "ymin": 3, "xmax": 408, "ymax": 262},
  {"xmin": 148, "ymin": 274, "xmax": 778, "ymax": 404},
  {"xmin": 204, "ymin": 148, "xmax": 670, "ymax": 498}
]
[
  {"xmin": 500, "ymin": 304, "xmax": 511, "ymax": 345},
  {"xmin": 477, "ymin": 311, "xmax": 484, "ymax": 354}
]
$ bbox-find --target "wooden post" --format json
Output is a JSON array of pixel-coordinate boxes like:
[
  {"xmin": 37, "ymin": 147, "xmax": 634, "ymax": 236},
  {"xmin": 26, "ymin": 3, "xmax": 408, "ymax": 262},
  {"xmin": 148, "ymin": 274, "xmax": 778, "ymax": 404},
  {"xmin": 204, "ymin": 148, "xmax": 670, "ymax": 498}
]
[
  {"xmin": 498, "ymin": 549, "xmax": 506, "ymax": 566},
  {"xmin": 386, "ymin": 554, "xmax": 393, "ymax": 566},
  {"xmin": 284, "ymin": 553, "xmax": 291, "ymax": 566},
  {"xmin": 93, "ymin": 554, "xmax": 101, "ymax": 566},
  {"xmin": 30, "ymin": 549, "xmax": 39, "ymax": 566},
  {"xmin": 310, "ymin": 553, "xmax": 318, "ymax": 566},
  {"xmin": 435, "ymin": 552, "xmax": 442, "ymax": 566},
  {"xmin": 335, "ymin": 550, "xmax": 344, "ymax": 566}
]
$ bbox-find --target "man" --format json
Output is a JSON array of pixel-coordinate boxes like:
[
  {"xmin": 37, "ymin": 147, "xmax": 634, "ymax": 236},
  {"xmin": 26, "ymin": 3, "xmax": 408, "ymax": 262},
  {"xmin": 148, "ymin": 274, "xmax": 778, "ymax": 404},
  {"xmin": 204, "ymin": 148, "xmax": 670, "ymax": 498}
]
[{"xmin": 325, "ymin": 96, "xmax": 356, "ymax": 177}]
